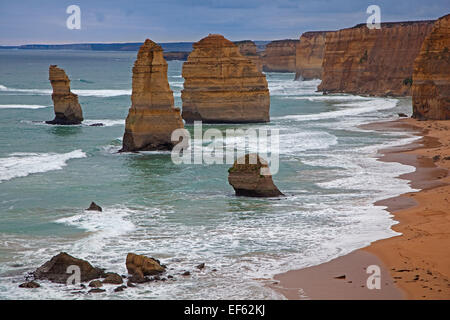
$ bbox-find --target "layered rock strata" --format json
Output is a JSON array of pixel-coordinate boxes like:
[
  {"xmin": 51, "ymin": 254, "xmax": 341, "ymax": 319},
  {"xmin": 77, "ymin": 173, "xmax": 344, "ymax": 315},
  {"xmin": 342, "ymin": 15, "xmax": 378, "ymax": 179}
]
[
  {"xmin": 295, "ymin": 31, "xmax": 328, "ymax": 80},
  {"xmin": 318, "ymin": 20, "xmax": 435, "ymax": 96},
  {"xmin": 182, "ymin": 34, "xmax": 270, "ymax": 123},
  {"xmin": 261, "ymin": 39, "xmax": 298, "ymax": 72},
  {"xmin": 121, "ymin": 39, "xmax": 184, "ymax": 152},
  {"xmin": 228, "ymin": 154, "xmax": 283, "ymax": 197},
  {"xmin": 412, "ymin": 14, "xmax": 450, "ymax": 120},
  {"xmin": 46, "ymin": 65, "xmax": 83, "ymax": 125},
  {"xmin": 234, "ymin": 40, "xmax": 263, "ymax": 71}
]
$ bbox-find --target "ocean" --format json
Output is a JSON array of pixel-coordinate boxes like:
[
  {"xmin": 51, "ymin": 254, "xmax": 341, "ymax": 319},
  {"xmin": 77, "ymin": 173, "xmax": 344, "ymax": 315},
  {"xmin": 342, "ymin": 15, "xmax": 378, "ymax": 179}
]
[{"xmin": 0, "ymin": 49, "xmax": 420, "ymax": 299}]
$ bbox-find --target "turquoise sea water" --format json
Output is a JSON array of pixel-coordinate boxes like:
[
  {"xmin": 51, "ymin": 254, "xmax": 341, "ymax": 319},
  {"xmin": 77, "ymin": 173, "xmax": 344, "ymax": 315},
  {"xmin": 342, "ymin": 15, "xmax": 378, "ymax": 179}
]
[{"xmin": 0, "ymin": 49, "xmax": 419, "ymax": 299}]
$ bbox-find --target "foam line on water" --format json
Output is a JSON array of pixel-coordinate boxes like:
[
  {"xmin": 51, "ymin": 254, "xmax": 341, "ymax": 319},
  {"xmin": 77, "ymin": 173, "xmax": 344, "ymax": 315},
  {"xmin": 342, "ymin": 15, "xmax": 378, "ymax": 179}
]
[
  {"xmin": 0, "ymin": 104, "xmax": 50, "ymax": 109},
  {"xmin": 0, "ymin": 84, "xmax": 130, "ymax": 97},
  {"xmin": 0, "ymin": 150, "xmax": 86, "ymax": 182}
]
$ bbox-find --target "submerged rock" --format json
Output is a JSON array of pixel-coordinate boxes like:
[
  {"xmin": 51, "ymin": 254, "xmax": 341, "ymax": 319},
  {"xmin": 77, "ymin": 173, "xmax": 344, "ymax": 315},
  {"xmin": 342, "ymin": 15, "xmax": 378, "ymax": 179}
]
[
  {"xmin": 120, "ymin": 39, "xmax": 184, "ymax": 152},
  {"xmin": 228, "ymin": 154, "xmax": 283, "ymax": 197},
  {"xmin": 19, "ymin": 281, "xmax": 40, "ymax": 288},
  {"xmin": 86, "ymin": 202, "xmax": 102, "ymax": 212},
  {"xmin": 412, "ymin": 14, "xmax": 450, "ymax": 120},
  {"xmin": 46, "ymin": 65, "xmax": 83, "ymax": 125},
  {"xmin": 126, "ymin": 253, "xmax": 165, "ymax": 281},
  {"xmin": 182, "ymin": 34, "xmax": 270, "ymax": 123},
  {"xmin": 33, "ymin": 252, "xmax": 105, "ymax": 284},
  {"xmin": 103, "ymin": 272, "xmax": 123, "ymax": 285}
]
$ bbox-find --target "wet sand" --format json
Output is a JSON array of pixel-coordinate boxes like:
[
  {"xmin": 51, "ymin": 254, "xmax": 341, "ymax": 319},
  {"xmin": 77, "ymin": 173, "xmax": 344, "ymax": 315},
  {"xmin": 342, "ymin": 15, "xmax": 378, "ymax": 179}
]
[{"xmin": 271, "ymin": 118, "xmax": 450, "ymax": 299}]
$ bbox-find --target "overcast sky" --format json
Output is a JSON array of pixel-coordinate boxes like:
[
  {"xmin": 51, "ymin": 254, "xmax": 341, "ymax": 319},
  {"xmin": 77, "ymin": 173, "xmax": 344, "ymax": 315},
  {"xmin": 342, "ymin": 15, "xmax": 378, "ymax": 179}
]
[{"xmin": 0, "ymin": 0, "xmax": 448, "ymax": 45}]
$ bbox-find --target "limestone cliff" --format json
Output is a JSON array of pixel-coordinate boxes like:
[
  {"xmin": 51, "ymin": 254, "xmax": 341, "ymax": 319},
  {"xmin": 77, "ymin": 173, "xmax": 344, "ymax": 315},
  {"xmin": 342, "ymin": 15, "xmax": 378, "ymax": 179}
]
[
  {"xmin": 261, "ymin": 40, "xmax": 298, "ymax": 72},
  {"xmin": 46, "ymin": 65, "xmax": 83, "ymax": 125},
  {"xmin": 412, "ymin": 14, "xmax": 450, "ymax": 120},
  {"xmin": 295, "ymin": 31, "xmax": 328, "ymax": 80},
  {"xmin": 121, "ymin": 39, "xmax": 184, "ymax": 152},
  {"xmin": 228, "ymin": 154, "xmax": 283, "ymax": 197},
  {"xmin": 182, "ymin": 34, "xmax": 270, "ymax": 123},
  {"xmin": 318, "ymin": 20, "xmax": 435, "ymax": 96},
  {"xmin": 234, "ymin": 40, "xmax": 263, "ymax": 71}
]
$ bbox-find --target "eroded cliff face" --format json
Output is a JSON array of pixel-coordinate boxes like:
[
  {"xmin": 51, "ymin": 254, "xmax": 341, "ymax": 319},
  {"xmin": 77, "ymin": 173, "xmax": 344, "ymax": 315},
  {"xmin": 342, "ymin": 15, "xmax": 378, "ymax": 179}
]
[
  {"xmin": 261, "ymin": 40, "xmax": 298, "ymax": 72},
  {"xmin": 295, "ymin": 31, "xmax": 328, "ymax": 80},
  {"xmin": 46, "ymin": 65, "xmax": 83, "ymax": 125},
  {"xmin": 412, "ymin": 14, "xmax": 450, "ymax": 120},
  {"xmin": 182, "ymin": 34, "xmax": 270, "ymax": 123},
  {"xmin": 234, "ymin": 40, "xmax": 263, "ymax": 72},
  {"xmin": 121, "ymin": 39, "xmax": 184, "ymax": 152},
  {"xmin": 318, "ymin": 21, "xmax": 435, "ymax": 96}
]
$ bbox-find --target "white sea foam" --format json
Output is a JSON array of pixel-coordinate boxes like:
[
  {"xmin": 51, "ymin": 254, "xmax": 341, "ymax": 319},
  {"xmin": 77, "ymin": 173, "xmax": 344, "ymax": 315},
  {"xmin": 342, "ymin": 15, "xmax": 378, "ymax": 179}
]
[
  {"xmin": 275, "ymin": 98, "xmax": 398, "ymax": 121},
  {"xmin": 269, "ymin": 79, "xmax": 321, "ymax": 96},
  {"xmin": 0, "ymin": 104, "xmax": 49, "ymax": 109},
  {"xmin": 0, "ymin": 84, "xmax": 130, "ymax": 97},
  {"xmin": 82, "ymin": 119, "xmax": 124, "ymax": 127},
  {"xmin": 0, "ymin": 150, "xmax": 86, "ymax": 182}
]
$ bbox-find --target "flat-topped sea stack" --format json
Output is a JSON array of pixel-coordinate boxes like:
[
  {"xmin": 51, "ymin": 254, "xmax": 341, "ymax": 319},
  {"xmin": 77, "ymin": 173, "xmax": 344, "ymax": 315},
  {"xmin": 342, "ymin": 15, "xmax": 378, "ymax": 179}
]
[
  {"xmin": 412, "ymin": 14, "xmax": 450, "ymax": 120},
  {"xmin": 121, "ymin": 39, "xmax": 184, "ymax": 152},
  {"xmin": 182, "ymin": 34, "xmax": 270, "ymax": 123},
  {"xmin": 46, "ymin": 65, "xmax": 83, "ymax": 125},
  {"xmin": 234, "ymin": 40, "xmax": 263, "ymax": 71},
  {"xmin": 261, "ymin": 39, "xmax": 298, "ymax": 72},
  {"xmin": 228, "ymin": 154, "xmax": 283, "ymax": 197},
  {"xmin": 295, "ymin": 31, "xmax": 328, "ymax": 80},
  {"xmin": 318, "ymin": 20, "xmax": 435, "ymax": 96}
]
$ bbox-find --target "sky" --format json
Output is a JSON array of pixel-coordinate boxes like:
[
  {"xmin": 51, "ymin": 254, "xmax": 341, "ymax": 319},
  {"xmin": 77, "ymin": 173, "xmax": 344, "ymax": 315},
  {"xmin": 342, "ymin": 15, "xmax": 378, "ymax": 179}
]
[{"xmin": 0, "ymin": 0, "xmax": 448, "ymax": 45}]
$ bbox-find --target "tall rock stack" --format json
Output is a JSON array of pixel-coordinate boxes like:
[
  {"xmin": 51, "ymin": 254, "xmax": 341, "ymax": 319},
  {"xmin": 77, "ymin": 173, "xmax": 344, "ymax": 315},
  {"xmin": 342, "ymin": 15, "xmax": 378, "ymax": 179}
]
[
  {"xmin": 412, "ymin": 14, "xmax": 450, "ymax": 120},
  {"xmin": 121, "ymin": 39, "xmax": 184, "ymax": 152},
  {"xmin": 261, "ymin": 40, "xmax": 298, "ymax": 72},
  {"xmin": 234, "ymin": 40, "xmax": 263, "ymax": 72},
  {"xmin": 295, "ymin": 31, "xmax": 328, "ymax": 80},
  {"xmin": 182, "ymin": 34, "xmax": 270, "ymax": 123},
  {"xmin": 46, "ymin": 65, "xmax": 83, "ymax": 125},
  {"xmin": 318, "ymin": 20, "xmax": 435, "ymax": 96}
]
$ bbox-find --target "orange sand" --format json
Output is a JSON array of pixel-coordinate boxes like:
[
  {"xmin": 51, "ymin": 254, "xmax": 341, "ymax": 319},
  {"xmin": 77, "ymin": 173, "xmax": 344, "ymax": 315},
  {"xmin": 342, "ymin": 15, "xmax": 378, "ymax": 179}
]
[{"xmin": 272, "ymin": 118, "xmax": 450, "ymax": 299}]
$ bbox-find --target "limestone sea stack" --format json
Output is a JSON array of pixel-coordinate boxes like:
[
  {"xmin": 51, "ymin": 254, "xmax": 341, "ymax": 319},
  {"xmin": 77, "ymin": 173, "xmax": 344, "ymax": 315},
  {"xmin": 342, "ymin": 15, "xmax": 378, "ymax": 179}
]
[
  {"xmin": 412, "ymin": 14, "xmax": 450, "ymax": 120},
  {"xmin": 46, "ymin": 65, "xmax": 83, "ymax": 125},
  {"xmin": 121, "ymin": 39, "xmax": 184, "ymax": 152},
  {"xmin": 294, "ymin": 31, "xmax": 328, "ymax": 80},
  {"xmin": 234, "ymin": 40, "xmax": 263, "ymax": 72},
  {"xmin": 182, "ymin": 34, "xmax": 270, "ymax": 123},
  {"xmin": 228, "ymin": 154, "xmax": 283, "ymax": 197},
  {"xmin": 318, "ymin": 20, "xmax": 435, "ymax": 96},
  {"xmin": 261, "ymin": 40, "xmax": 298, "ymax": 72}
]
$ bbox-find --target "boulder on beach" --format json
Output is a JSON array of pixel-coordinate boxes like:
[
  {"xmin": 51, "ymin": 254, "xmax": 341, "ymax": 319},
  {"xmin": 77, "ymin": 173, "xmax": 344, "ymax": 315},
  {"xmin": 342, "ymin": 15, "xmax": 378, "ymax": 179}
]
[
  {"xmin": 19, "ymin": 281, "xmax": 40, "ymax": 288},
  {"xmin": 228, "ymin": 154, "xmax": 283, "ymax": 197},
  {"xmin": 86, "ymin": 202, "xmax": 102, "ymax": 212},
  {"xmin": 120, "ymin": 39, "xmax": 184, "ymax": 152},
  {"xmin": 126, "ymin": 253, "xmax": 165, "ymax": 280},
  {"xmin": 102, "ymin": 272, "xmax": 123, "ymax": 285},
  {"xmin": 33, "ymin": 252, "xmax": 105, "ymax": 284},
  {"xmin": 46, "ymin": 65, "xmax": 84, "ymax": 125}
]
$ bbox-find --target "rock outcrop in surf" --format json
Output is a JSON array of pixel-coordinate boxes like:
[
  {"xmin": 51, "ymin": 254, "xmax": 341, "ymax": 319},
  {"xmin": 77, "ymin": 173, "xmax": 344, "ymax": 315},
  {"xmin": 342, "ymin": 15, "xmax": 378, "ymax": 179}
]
[
  {"xmin": 295, "ymin": 31, "xmax": 328, "ymax": 80},
  {"xmin": 228, "ymin": 154, "xmax": 283, "ymax": 197},
  {"xmin": 261, "ymin": 39, "xmax": 298, "ymax": 72},
  {"xmin": 33, "ymin": 252, "xmax": 105, "ymax": 284},
  {"xmin": 234, "ymin": 40, "xmax": 263, "ymax": 71},
  {"xmin": 412, "ymin": 14, "xmax": 450, "ymax": 120},
  {"xmin": 120, "ymin": 39, "xmax": 184, "ymax": 152},
  {"xmin": 46, "ymin": 65, "xmax": 83, "ymax": 125},
  {"xmin": 181, "ymin": 34, "xmax": 270, "ymax": 123}
]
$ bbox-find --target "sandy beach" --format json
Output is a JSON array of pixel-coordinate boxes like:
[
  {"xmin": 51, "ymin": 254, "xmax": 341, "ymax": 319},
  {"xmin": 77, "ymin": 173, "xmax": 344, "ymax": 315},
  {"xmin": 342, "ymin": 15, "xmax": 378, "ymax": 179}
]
[{"xmin": 271, "ymin": 118, "xmax": 450, "ymax": 300}]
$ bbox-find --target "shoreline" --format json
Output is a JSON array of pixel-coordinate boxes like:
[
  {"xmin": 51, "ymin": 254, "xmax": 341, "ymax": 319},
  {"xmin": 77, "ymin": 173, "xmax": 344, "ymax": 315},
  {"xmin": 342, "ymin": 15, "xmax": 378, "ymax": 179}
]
[{"xmin": 270, "ymin": 118, "xmax": 450, "ymax": 299}]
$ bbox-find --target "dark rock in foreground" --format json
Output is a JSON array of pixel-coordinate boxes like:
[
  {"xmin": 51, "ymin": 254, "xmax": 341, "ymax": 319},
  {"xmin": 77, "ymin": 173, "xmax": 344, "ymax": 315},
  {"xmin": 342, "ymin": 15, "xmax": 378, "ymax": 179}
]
[
  {"xmin": 19, "ymin": 281, "xmax": 40, "ymax": 288},
  {"xmin": 33, "ymin": 252, "xmax": 105, "ymax": 284},
  {"xmin": 126, "ymin": 253, "xmax": 165, "ymax": 282},
  {"xmin": 228, "ymin": 154, "xmax": 283, "ymax": 197},
  {"xmin": 86, "ymin": 202, "xmax": 102, "ymax": 212}
]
